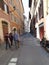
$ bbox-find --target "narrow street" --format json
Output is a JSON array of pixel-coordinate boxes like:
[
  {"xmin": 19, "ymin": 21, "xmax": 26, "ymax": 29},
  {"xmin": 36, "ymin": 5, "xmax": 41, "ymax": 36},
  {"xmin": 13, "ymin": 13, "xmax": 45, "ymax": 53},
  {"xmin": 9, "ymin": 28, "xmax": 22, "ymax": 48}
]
[
  {"xmin": 0, "ymin": 0, "xmax": 49, "ymax": 65},
  {"xmin": 0, "ymin": 33, "xmax": 49, "ymax": 65}
]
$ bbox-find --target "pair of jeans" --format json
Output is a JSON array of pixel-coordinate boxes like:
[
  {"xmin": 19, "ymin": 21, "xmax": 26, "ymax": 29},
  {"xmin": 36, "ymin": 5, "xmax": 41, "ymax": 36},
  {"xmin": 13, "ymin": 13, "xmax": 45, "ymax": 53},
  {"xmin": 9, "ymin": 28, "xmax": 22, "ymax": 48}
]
[
  {"xmin": 14, "ymin": 40, "xmax": 20, "ymax": 48},
  {"xmin": 5, "ymin": 41, "xmax": 11, "ymax": 49}
]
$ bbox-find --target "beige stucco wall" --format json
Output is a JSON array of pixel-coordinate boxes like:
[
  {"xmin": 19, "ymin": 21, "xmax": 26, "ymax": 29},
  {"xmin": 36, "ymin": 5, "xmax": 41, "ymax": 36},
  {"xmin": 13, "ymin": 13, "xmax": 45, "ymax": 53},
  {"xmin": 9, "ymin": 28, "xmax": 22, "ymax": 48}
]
[
  {"xmin": 43, "ymin": 0, "xmax": 48, "ymax": 17},
  {"xmin": 0, "ymin": 20, "xmax": 3, "ymax": 42}
]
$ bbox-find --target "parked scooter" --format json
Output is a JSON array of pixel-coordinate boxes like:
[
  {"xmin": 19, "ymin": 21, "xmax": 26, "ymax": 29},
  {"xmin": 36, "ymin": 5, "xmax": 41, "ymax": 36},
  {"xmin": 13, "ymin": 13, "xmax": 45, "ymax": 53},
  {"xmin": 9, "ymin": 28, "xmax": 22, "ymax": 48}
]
[
  {"xmin": 40, "ymin": 37, "xmax": 46, "ymax": 47},
  {"xmin": 45, "ymin": 40, "xmax": 49, "ymax": 51},
  {"xmin": 40, "ymin": 37, "xmax": 49, "ymax": 51}
]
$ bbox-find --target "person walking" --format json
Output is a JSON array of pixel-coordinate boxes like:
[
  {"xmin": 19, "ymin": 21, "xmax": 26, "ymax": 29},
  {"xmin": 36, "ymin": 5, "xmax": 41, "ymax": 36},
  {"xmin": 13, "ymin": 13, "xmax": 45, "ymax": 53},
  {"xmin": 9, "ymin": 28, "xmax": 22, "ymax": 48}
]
[
  {"xmin": 4, "ymin": 33, "xmax": 11, "ymax": 50},
  {"xmin": 9, "ymin": 32, "xmax": 13, "ymax": 46},
  {"xmin": 13, "ymin": 30, "xmax": 20, "ymax": 48}
]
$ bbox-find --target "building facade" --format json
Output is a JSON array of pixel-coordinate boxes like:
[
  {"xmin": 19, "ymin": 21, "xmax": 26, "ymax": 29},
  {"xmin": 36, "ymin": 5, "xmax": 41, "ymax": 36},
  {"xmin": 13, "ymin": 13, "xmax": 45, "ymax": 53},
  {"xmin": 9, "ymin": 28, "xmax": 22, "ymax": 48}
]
[
  {"xmin": 29, "ymin": 0, "xmax": 36, "ymax": 36},
  {"xmin": 0, "ymin": 0, "xmax": 24, "ymax": 42},
  {"xmin": 29, "ymin": 0, "xmax": 49, "ymax": 41}
]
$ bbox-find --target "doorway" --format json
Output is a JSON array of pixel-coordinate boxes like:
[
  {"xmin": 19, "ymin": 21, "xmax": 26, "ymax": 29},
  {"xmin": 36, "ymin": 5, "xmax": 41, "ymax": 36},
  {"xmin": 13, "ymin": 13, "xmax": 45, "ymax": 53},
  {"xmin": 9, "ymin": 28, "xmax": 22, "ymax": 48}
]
[
  {"xmin": 2, "ymin": 21, "xmax": 8, "ymax": 38},
  {"xmin": 39, "ymin": 26, "xmax": 44, "ymax": 40}
]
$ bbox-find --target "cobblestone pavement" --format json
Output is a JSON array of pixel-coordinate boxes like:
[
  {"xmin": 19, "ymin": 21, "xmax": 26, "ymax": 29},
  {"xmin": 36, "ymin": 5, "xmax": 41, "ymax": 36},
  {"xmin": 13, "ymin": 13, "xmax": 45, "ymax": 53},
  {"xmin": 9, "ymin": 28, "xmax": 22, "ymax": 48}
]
[{"xmin": 0, "ymin": 33, "xmax": 49, "ymax": 65}]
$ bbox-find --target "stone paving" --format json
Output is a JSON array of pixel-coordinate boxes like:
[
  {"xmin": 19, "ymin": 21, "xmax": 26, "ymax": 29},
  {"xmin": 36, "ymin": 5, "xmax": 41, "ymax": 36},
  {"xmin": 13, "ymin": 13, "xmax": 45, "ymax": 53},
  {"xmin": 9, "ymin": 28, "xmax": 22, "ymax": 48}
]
[{"xmin": 0, "ymin": 33, "xmax": 49, "ymax": 65}]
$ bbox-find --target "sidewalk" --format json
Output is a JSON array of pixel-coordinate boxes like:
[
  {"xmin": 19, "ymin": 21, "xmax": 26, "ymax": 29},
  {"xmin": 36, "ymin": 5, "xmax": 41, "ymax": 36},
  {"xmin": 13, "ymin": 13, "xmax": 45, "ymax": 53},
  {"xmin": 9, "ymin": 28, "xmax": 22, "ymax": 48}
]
[{"xmin": 0, "ymin": 40, "xmax": 22, "ymax": 65}]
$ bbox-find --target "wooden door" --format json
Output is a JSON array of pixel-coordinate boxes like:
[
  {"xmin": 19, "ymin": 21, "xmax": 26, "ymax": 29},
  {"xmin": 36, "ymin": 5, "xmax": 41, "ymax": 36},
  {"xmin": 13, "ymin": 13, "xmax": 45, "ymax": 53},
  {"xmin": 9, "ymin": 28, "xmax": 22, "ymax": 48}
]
[
  {"xmin": 39, "ymin": 26, "xmax": 44, "ymax": 40},
  {"xmin": 2, "ymin": 21, "xmax": 8, "ymax": 38}
]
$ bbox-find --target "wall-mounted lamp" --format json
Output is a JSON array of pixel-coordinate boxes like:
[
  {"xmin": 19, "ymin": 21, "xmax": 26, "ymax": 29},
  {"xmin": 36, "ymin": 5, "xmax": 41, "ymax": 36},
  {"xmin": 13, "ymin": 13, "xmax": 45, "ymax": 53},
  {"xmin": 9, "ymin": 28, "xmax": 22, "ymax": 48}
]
[{"xmin": 9, "ymin": 6, "xmax": 16, "ymax": 13}]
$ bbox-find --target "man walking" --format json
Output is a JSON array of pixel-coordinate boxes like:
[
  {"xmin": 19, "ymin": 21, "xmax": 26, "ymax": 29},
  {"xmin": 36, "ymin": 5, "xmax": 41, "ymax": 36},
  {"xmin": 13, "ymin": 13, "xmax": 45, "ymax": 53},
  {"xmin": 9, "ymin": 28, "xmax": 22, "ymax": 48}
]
[
  {"xmin": 4, "ymin": 33, "xmax": 11, "ymax": 50},
  {"xmin": 9, "ymin": 32, "xmax": 13, "ymax": 46},
  {"xmin": 13, "ymin": 29, "xmax": 20, "ymax": 48}
]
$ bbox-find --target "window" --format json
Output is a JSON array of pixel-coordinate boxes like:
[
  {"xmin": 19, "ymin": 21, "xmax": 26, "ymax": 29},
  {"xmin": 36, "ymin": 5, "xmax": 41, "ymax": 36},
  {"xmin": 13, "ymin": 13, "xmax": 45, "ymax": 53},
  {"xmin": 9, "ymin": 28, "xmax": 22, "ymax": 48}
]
[
  {"xmin": 15, "ymin": 7, "xmax": 21, "ymax": 16},
  {"xmin": 10, "ymin": 14, "xmax": 14, "ymax": 21},
  {"xmin": 4, "ymin": 3, "xmax": 9, "ymax": 14},
  {"xmin": 29, "ymin": 0, "xmax": 32, "ymax": 7},
  {"xmin": 10, "ymin": 13, "xmax": 19, "ymax": 23},
  {"xmin": 14, "ymin": 16, "xmax": 19, "ymax": 23},
  {"xmin": 38, "ymin": 0, "xmax": 44, "ymax": 19},
  {"xmin": 0, "ymin": 0, "xmax": 4, "ymax": 10},
  {"xmin": 0, "ymin": 0, "xmax": 9, "ymax": 14},
  {"xmin": 10, "ymin": 0, "xmax": 15, "ymax": 6},
  {"xmin": 14, "ymin": 16, "xmax": 16, "ymax": 22},
  {"xmin": 16, "ymin": 0, "xmax": 19, "ymax": 2}
]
